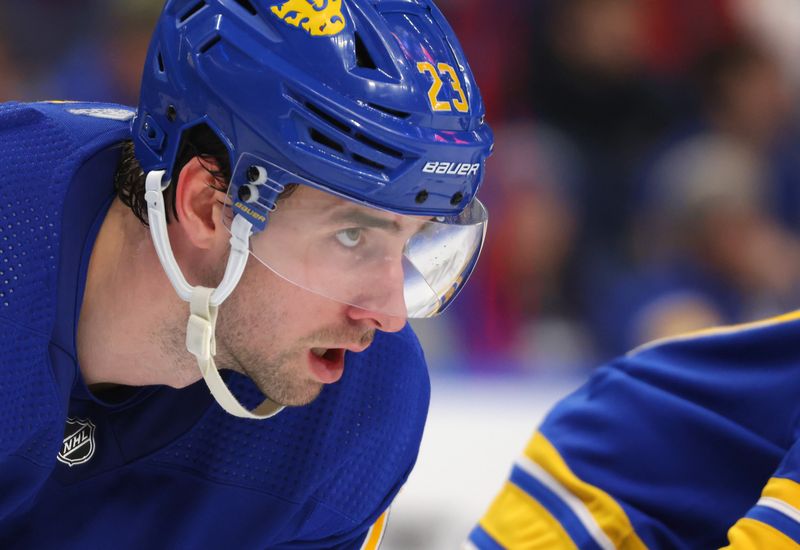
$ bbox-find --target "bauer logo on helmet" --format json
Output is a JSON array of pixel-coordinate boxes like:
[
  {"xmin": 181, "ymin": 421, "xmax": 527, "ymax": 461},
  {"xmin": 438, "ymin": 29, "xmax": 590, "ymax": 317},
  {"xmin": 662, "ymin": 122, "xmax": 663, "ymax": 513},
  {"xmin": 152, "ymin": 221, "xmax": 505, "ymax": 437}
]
[
  {"xmin": 422, "ymin": 161, "xmax": 481, "ymax": 176},
  {"xmin": 270, "ymin": 0, "xmax": 346, "ymax": 37}
]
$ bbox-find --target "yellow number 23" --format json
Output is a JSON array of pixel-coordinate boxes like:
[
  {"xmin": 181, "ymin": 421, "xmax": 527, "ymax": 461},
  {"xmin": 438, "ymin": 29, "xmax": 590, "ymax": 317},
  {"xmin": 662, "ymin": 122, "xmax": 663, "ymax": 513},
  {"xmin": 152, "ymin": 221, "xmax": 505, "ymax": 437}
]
[{"xmin": 416, "ymin": 62, "xmax": 469, "ymax": 113}]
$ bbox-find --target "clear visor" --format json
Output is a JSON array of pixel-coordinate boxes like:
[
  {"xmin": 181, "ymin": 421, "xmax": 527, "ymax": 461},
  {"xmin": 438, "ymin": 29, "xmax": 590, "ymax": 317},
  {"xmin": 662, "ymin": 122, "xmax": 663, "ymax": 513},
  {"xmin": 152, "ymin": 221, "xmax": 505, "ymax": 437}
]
[{"xmin": 224, "ymin": 157, "xmax": 487, "ymax": 319}]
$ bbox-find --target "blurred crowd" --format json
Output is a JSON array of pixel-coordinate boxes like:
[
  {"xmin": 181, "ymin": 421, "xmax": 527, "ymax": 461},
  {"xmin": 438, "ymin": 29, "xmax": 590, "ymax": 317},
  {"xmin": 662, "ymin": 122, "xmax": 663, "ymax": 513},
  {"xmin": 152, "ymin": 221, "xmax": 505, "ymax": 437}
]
[
  {"xmin": 432, "ymin": 0, "xmax": 800, "ymax": 371},
  {"xmin": 3, "ymin": 0, "xmax": 800, "ymax": 373}
]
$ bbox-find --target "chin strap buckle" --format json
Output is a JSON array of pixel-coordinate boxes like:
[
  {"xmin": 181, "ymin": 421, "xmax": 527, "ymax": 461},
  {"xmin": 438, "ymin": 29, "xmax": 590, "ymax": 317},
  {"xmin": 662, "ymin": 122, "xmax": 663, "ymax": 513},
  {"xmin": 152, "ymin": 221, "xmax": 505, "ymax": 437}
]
[
  {"xmin": 186, "ymin": 295, "xmax": 216, "ymax": 374},
  {"xmin": 186, "ymin": 287, "xmax": 284, "ymax": 419}
]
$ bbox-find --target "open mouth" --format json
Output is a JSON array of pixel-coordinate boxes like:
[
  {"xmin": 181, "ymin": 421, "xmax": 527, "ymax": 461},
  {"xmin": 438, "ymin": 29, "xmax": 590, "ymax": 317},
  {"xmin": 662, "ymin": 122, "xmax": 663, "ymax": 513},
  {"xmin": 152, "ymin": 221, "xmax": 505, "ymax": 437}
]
[
  {"xmin": 311, "ymin": 347, "xmax": 342, "ymax": 362},
  {"xmin": 308, "ymin": 347, "xmax": 345, "ymax": 384}
]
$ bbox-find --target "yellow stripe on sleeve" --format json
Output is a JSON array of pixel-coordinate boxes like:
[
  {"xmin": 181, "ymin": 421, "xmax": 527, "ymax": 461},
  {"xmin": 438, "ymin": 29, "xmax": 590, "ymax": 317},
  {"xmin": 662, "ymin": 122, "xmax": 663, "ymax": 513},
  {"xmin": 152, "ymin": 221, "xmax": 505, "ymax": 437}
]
[
  {"xmin": 763, "ymin": 477, "xmax": 800, "ymax": 511},
  {"xmin": 479, "ymin": 481, "xmax": 578, "ymax": 549},
  {"xmin": 629, "ymin": 309, "xmax": 800, "ymax": 356},
  {"xmin": 361, "ymin": 508, "xmax": 389, "ymax": 550},
  {"xmin": 525, "ymin": 432, "xmax": 648, "ymax": 550},
  {"xmin": 721, "ymin": 517, "xmax": 799, "ymax": 549}
]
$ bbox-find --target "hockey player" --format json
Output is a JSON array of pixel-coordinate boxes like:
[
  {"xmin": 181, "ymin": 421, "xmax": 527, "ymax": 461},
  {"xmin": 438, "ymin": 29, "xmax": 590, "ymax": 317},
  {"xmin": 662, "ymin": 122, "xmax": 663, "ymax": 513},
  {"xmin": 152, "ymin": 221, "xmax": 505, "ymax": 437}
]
[
  {"xmin": 0, "ymin": 0, "xmax": 491, "ymax": 547},
  {"xmin": 467, "ymin": 312, "xmax": 800, "ymax": 549}
]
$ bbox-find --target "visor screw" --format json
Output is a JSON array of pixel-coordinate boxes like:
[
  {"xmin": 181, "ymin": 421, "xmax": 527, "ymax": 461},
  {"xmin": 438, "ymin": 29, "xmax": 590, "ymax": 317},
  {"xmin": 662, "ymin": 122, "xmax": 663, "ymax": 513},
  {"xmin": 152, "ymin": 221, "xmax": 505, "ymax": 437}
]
[
  {"xmin": 247, "ymin": 165, "xmax": 268, "ymax": 185},
  {"xmin": 415, "ymin": 190, "xmax": 429, "ymax": 204},
  {"xmin": 238, "ymin": 184, "xmax": 260, "ymax": 203},
  {"xmin": 450, "ymin": 192, "xmax": 464, "ymax": 206},
  {"xmin": 166, "ymin": 105, "xmax": 177, "ymax": 122}
]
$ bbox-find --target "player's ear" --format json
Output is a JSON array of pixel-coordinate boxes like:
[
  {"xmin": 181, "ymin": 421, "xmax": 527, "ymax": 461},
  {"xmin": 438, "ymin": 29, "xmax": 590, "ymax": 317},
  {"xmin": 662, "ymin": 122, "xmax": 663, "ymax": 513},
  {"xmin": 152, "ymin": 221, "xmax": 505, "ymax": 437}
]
[{"xmin": 174, "ymin": 156, "xmax": 228, "ymax": 250}]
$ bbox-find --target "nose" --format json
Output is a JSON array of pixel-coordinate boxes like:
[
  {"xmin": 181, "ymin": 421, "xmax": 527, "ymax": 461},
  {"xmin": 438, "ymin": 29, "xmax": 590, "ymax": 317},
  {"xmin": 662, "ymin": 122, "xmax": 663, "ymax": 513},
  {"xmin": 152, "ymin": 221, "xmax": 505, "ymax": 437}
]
[
  {"xmin": 346, "ymin": 258, "xmax": 408, "ymax": 332},
  {"xmin": 346, "ymin": 303, "xmax": 407, "ymax": 333}
]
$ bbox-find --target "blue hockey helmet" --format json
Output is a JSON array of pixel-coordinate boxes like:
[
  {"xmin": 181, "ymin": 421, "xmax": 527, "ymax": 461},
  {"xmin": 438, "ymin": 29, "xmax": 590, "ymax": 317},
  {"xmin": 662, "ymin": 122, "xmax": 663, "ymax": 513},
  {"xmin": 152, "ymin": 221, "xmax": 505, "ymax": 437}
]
[{"xmin": 133, "ymin": 0, "xmax": 492, "ymax": 318}]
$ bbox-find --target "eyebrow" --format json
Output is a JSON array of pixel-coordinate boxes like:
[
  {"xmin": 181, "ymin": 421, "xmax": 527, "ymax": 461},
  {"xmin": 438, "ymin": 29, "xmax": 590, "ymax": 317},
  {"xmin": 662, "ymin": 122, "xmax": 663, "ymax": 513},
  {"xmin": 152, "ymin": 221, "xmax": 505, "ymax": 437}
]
[{"xmin": 326, "ymin": 207, "xmax": 403, "ymax": 233}]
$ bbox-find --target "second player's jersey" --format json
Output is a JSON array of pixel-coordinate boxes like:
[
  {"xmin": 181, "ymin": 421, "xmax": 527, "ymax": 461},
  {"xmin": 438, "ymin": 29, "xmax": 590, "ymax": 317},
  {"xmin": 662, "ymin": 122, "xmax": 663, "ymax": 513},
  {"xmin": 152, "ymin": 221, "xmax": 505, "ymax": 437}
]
[
  {"xmin": 469, "ymin": 313, "xmax": 800, "ymax": 549},
  {"xmin": 0, "ymin": 101, "xmax": 430, "ymax": 548}
]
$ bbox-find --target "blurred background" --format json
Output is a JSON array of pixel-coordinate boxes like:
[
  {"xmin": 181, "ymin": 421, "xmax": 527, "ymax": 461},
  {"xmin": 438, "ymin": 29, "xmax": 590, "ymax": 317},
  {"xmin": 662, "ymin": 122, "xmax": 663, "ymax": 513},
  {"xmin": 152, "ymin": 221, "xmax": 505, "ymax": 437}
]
[{"xmin": 4, "ymin": 0, "xmax": 800, "ymax": 547}]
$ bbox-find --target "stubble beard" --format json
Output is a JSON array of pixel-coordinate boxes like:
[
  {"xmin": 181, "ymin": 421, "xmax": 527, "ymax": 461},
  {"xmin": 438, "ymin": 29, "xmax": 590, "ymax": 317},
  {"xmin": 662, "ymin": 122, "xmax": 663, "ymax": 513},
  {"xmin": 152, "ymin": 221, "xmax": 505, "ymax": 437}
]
[
  {"xmin": 177, "ymin": 262, "xmax": 376, "ymax": 407},
  {"xmin": 213, "ymin": 323, "xmax": 376, "ymax": 407},
  {"xmin": 157, "ymin": 311, "xmax": 322, "ymax": 406},
  {"xmin": 217, "ymin": 335, "xmax": 324, "ymax": 407},
  {"xmin": 192, "ymin": 261, "xmax": 324, "ymax": 406}
]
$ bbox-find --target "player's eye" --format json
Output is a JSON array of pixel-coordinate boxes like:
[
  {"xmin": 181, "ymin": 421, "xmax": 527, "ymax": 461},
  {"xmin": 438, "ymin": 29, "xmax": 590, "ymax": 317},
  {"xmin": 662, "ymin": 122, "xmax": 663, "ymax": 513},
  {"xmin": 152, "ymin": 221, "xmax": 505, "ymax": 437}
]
[{"xmin": 335, "ymin": 227, "xmax": 363, "ymax": 248}]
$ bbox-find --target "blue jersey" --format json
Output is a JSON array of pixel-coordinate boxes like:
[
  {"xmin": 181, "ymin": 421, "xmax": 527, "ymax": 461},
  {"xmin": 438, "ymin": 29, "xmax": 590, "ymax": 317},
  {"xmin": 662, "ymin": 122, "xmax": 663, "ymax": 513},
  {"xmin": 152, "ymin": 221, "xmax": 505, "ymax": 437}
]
[
  {"xmin": 0, "ymin": 101, "xmax": 430, "ymax": 548},
  {"xmin": 468, "ymin": 313, "xmax": 800, "ymax": 549}
]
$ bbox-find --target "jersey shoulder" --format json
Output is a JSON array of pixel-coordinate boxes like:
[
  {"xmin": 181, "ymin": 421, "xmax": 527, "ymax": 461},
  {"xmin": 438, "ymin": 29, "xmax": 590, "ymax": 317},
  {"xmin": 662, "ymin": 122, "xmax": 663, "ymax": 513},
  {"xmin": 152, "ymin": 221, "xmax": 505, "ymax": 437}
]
[
  {"xmin": 0, "ymin": 101, "xmax": 133, "ymax": 510},
  {"xmin": 528, "ymin": 311, "xmax": 800, "ymax": 547},
  {"xmin": 628, "ymin": 308, "xmax": 800, "ymax": 359},
  {"xmin": 0, "ymin": 101, "xmax": 133, "ymax": 146},
  {"xmin": 544, "ymin": 309, "xmax": 800, "ymax": 474},
  {"xmin": 0, "ymin": 100, "xmax": 131, "ymax": 337},
  {"xmin": 612, "ymin": 309, "xmax": 800, "ymax": 443}
]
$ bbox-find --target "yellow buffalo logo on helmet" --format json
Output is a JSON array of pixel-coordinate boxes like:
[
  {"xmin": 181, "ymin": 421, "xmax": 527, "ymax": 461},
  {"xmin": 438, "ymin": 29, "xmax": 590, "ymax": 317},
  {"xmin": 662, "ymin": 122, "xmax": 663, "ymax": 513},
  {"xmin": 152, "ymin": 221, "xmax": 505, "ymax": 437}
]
[{"xmin": 271, "ymin": 0, "xmax": 346, "ymax": 37}]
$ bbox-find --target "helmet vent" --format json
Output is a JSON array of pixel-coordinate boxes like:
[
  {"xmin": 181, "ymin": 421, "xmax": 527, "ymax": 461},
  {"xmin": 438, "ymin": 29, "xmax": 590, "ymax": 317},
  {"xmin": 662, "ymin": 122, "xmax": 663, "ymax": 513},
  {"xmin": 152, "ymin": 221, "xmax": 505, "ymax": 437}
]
[
  {"xmin": 179, "ymin": 1, "xmax": 207, "ymax": 23},
  {"xmin": 307, "ymin": 100, "xmax": 403, "ymax": 159},
  {"xmin": 354, "ymin": 132, "xmax": 402, "ymax": 159},
  {"xmin": 305, "ymin": 102, "xmax": 351, "ymax": 135},
  {"xmin": 157, "ymin": 50, "xmax": 165, "ymax": 73},
  {"xmin": 232, "ymin": 0, "xmax": 258, "ymax": 16},
  {"xmin": 352, "ymin": 154, "xmax": 385, "ymax": 171},
  {"xmin": 199, "ymin": 35, "xmax": 221, "ymax": 54},
  {"xmin": 310, "ymin": 128, "xmax": 345, "ymax": 154},
  {"xmin": 367, "ymin": 103, "xmax": 411, "ymax": 120},
  {"xmin": 354, "ymin": 32, "xmax": 377, "ymax": 70},
  {"xmin": 291, "ymin": 91, "xmax": 406, "ymax": 172}
]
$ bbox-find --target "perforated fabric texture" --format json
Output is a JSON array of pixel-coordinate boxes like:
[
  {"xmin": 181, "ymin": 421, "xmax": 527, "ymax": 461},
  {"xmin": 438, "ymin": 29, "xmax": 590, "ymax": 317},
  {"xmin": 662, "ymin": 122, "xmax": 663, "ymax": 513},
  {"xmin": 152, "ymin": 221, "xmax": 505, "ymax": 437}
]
[
  {"xmin": 0, "ymin": 103, "xmax": 74, "ymax": 463},
  {"xmin": 148, "ymin": 324, "xmax": 430, "ymax": 543},
  {"xmin": 0, "ymin": 102, "xmax": 132, "ymax": 523}
]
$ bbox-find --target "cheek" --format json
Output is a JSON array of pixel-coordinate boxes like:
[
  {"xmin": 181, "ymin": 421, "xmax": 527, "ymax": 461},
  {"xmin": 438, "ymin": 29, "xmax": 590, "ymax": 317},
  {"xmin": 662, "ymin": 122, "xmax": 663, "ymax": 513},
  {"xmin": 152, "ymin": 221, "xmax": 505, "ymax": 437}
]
[
  {"xmin": 237, "ymin": 260, "xmax": 343, "ymax": 331},
  {"xmin": 279, "ymin": 282, "xmax": 347, "ymax": 327}
]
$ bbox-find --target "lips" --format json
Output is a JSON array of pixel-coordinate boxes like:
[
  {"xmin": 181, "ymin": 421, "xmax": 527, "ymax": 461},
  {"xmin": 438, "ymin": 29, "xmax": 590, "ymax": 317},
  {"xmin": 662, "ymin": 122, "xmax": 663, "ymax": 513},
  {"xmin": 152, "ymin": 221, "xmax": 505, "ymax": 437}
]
[{"xmin": 307, "ymin": 348, "xmax": 346, "ymax": 384}]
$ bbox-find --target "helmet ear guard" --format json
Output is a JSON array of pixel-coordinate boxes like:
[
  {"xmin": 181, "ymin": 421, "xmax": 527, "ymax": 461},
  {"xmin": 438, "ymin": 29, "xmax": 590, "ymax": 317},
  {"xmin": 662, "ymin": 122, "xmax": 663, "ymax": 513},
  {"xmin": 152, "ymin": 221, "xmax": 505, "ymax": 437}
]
[{"xmin": 133, "ymin": 0, "xmax": 493, "ymax": 418}]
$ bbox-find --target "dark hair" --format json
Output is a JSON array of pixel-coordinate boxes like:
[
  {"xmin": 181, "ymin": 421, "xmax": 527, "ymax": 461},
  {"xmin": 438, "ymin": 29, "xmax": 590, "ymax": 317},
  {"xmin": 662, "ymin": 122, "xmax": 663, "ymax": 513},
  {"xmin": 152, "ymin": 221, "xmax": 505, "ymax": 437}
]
[
  {"xmin": 114, "ymin": 124, "xmax": 231, "ymax": 226},
  {"xmin": 115, "ymin": 124, "xmax": 298, "ymax": 226}
]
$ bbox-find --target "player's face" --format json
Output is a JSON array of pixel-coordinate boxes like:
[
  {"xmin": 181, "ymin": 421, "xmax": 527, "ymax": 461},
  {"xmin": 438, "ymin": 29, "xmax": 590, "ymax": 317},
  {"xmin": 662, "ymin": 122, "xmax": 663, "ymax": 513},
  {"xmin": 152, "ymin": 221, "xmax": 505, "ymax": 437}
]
[{"xmin": 211, "ymin": 186, "xmax": 415, "ymax": 406}]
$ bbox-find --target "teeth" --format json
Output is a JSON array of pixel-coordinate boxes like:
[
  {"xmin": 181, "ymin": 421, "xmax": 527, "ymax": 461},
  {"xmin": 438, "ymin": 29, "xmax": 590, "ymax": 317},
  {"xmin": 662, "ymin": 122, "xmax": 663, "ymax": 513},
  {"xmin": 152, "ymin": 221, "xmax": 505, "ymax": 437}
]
[{"xmin": 311, "ymin": 348, "xmax": 327, "ymax": 358}]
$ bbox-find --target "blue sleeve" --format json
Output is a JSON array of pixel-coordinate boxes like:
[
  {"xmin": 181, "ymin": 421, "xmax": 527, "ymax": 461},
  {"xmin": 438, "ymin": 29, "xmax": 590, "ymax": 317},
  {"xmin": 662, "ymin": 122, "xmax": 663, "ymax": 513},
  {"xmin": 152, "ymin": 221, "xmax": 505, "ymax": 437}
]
[{"xmin": 470, "ymin": 315, "xmax": 800, "ymax": 549}]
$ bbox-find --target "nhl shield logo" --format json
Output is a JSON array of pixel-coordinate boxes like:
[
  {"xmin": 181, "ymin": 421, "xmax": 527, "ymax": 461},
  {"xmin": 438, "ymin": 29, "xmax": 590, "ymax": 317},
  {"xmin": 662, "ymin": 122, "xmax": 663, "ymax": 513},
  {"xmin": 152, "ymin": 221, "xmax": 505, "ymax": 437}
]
[{"xmin": 57, "ymin": 418, "xmax": 96, "ymax": 467}]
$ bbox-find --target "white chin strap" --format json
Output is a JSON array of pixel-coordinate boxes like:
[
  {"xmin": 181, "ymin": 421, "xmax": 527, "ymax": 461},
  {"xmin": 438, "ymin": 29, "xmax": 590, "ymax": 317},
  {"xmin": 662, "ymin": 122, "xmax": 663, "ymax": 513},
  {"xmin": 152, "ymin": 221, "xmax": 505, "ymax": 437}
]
[{"xmin": 144, "ymin": 170, "xmax": 284, "ymax": 419}]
